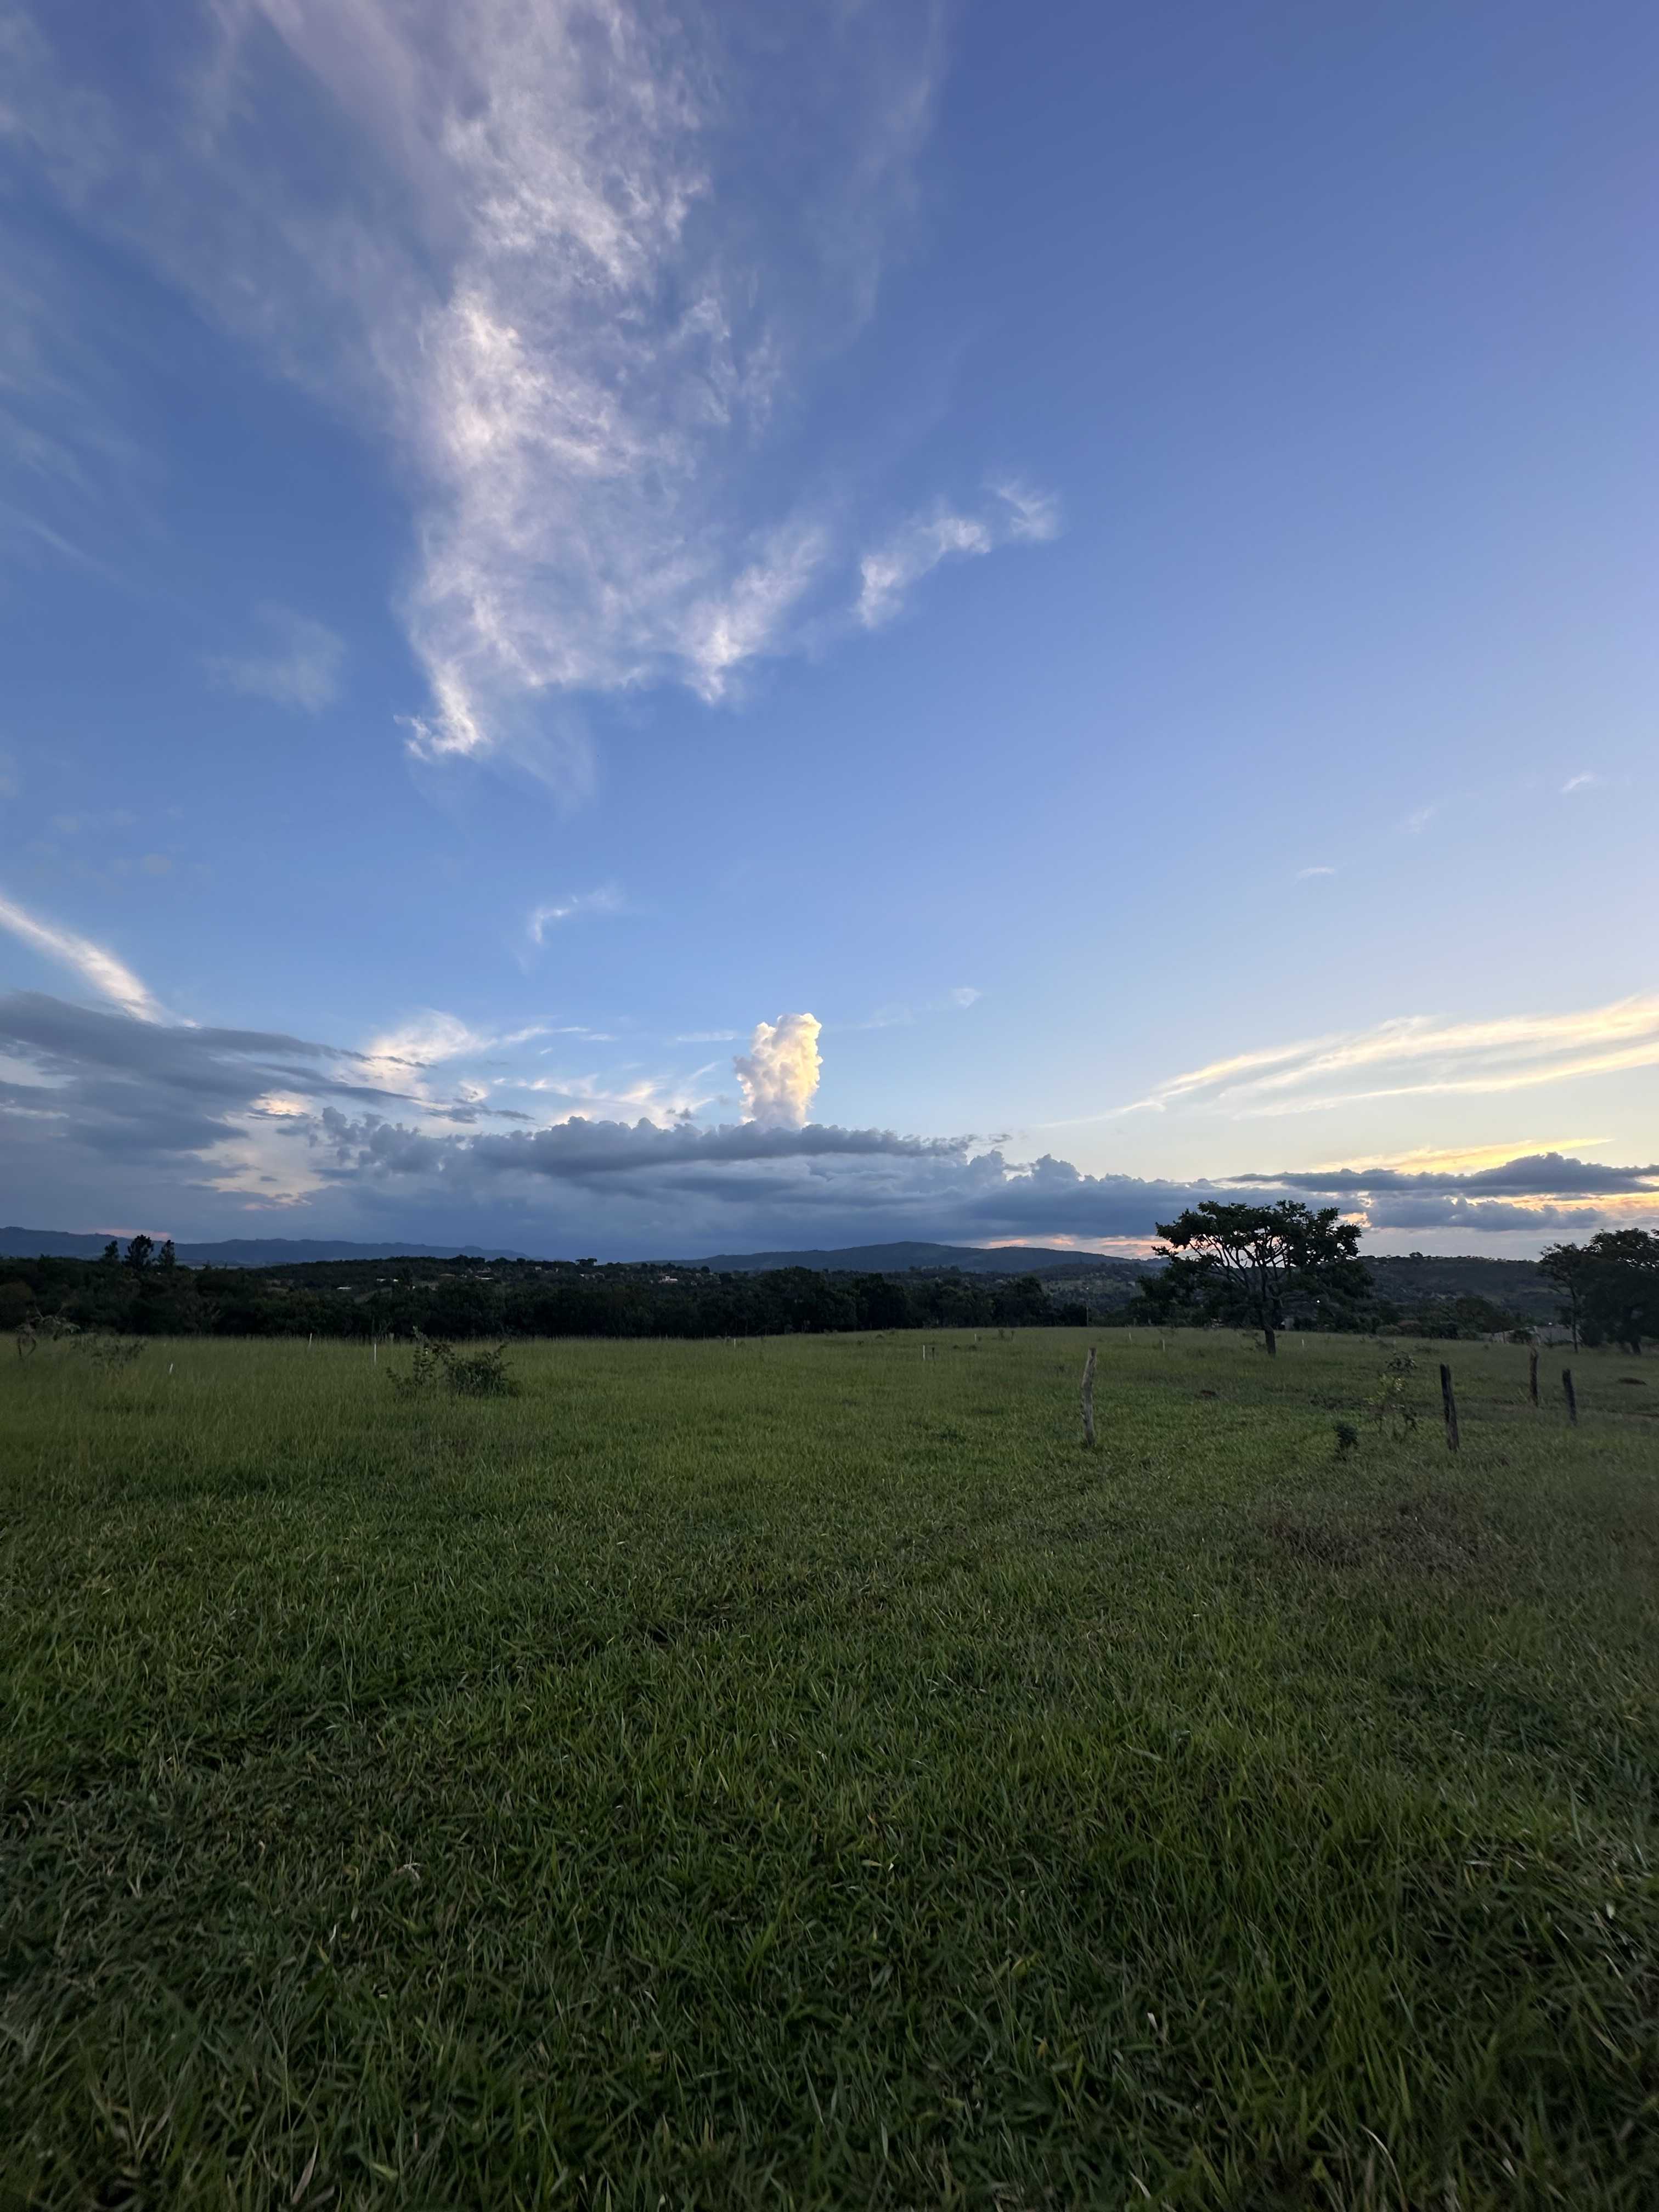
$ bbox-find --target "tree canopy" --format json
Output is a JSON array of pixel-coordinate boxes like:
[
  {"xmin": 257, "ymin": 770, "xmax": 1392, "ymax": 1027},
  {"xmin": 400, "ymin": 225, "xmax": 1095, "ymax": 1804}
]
[
  {"xmin": 1135, "ymin": 1200, "xmax": 1369, "ymax": 1355},
  {"xmin": 1541, "ymin": 1229, "xmax": 1659, "ymax": 1354}
]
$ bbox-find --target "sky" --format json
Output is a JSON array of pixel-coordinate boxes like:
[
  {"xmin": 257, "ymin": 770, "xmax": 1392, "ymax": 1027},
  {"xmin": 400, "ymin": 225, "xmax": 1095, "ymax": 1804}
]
[{"xmin": 1, "ymin": 0, "xmax": 1655, "ymax": 1260}]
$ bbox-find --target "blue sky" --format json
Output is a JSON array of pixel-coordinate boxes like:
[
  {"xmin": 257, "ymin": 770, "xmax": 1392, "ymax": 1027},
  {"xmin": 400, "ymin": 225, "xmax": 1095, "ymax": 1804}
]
[{"xmin": 1, "ymin": 0, "xmax": 1655, "ymax": 1258}]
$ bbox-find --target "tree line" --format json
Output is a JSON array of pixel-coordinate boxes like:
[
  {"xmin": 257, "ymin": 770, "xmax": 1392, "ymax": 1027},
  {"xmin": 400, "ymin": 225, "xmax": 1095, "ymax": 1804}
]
[
  {"xmin": 4, "ymin": 1207, "xmax": 1649, "ymax": 1350},
  {"xmin": 0, "ymin": 1248, "xmax": 1063, "ymax": 1341},
  {"xmin": 1125, "ymin": 1206, "xmax": 1655, "ymax": 1351},
  {"xmin": 1537, "ymin": 1231, "xmax": 1658, "ymax": 1353}
]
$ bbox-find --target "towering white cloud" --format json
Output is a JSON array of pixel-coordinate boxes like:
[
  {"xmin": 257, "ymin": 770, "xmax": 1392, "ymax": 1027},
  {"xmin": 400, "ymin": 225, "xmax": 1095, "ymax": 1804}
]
[{"xmin": 734, "ymin": 1012, "xmax": 822, "ymax": 1129}]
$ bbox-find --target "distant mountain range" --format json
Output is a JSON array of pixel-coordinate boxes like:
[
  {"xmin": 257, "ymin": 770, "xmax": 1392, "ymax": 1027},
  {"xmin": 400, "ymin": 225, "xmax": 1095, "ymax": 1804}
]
[
  {"xmin": 694, "ymin": 1239, "xmax": 1146, "ymax": 1277},
  {"xmin": 0, "ymin": 1227, "xmax": 1139, "ymax": 1275},
  {"xmin": 0, "ymin": 1228, "xmax": 534, "ymax": 1267}
]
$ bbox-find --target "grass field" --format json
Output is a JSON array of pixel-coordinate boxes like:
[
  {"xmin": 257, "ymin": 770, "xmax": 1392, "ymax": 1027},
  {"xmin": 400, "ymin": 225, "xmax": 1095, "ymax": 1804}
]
[{"xmin": 2, "ymin": 1328, "xmax": 1656, "ymax": 2209}]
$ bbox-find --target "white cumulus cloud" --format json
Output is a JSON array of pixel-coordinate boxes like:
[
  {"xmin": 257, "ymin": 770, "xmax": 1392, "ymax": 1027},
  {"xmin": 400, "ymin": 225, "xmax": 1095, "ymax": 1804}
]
[{"xmin": 733, "ymin": 1012, "xmax": 822, "ymax": 1129}]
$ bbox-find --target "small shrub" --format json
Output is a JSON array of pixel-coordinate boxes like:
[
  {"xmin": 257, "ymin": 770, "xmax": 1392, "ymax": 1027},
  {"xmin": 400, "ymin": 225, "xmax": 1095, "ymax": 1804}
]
[
  {"xmin": 1369, "ymin": 1356, "xmax": 1419, "ymax": 1437},
  {"xmin": 72, "ymin": 1335, "xmax": 146, "ymax": 1369},
  {"xmin": 389, "ymin": 1332, "xmax": 450, "ymax": 1397},
  {"xmin": 389, "ymin": 1330, "xmax": 517, "ymax": 1398},
  {"xmin": 1332, "ymin": 1420, "xmax": 1360, "ymax": 1458},
  {"xmin": 448, "ymin": 1345, "xmax": 517, "ymax": 1397}
]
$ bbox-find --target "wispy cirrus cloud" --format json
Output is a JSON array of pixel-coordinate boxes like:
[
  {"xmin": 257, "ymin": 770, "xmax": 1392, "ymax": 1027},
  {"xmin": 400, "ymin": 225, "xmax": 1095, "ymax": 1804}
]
[
  {"xmin": 856, "ymin": 483, "xmax": 1061, "ymax": 629},
  {"xmin": 0, "ymin": 886, "xmax": 168, "ymax": 1021},
  {"xmin": 357, "ymin": 1011, "xmax": 501, "ymax": 1088},
  {"xmin": 526, "ymin": 887, "xmax": 626, "ymax": 946},
  {"xmin": 1118, "ymin": 991, "xmax": 1659, "ymax": 1120},
  {"xmin": 0, "ymin": 245, "xmax": 159, "ymax": 578},
  {"xmin": 5, "ymin": 2, "xmax": 1055, "ymax": 780},
  {"xmin": 842, "ymin": 984, "xmax": 984, "ymax": 1031},
  {"xmin": 206, "ymin": 605, "xmax": 345, "ymax": 712}
]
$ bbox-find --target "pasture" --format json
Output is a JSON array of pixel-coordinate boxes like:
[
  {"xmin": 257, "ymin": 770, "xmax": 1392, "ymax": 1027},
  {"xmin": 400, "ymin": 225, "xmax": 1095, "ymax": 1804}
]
[{"xmin": 2, "ymin": 1329, "xmax": 1656, "ymax": 2208}]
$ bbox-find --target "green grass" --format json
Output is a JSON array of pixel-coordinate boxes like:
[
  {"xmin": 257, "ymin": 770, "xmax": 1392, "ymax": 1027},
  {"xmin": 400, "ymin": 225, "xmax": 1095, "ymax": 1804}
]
[{"xmin": 2, "ymin": 1329, "xmax": 1655, "ymax": 2209}]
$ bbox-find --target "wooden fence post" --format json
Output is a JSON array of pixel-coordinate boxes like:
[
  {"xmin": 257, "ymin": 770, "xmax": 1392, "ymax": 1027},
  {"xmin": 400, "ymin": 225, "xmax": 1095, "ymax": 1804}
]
[
  {"xmin": 1081, "ymin": 1345, "xmax": 1097, "ymax": 1450},
  {"xmin": 1562, "ymin": 1368, "xmax": 1578, "ymax": 1426},
  {"xmin": 1440, "ymin": 1363, "xmax": 1459, "ymax": 1452},
  {"xmin": 1528, "ymin": 1347, "xmax": 1538, "ymax": 1406}
]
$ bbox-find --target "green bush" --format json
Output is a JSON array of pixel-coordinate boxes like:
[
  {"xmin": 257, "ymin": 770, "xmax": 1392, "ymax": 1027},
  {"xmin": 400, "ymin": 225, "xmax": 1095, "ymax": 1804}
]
[{"xmin": 389, "ymin": 1331, "xmax": 517, "ymax": 1398}]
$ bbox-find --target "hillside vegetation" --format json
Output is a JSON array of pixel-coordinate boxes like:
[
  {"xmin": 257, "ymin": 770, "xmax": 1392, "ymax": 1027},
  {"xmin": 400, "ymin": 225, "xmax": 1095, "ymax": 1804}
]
[{"xmin": 0, "ymin": 1246, "xmax": 1567, "ymax": 1344}]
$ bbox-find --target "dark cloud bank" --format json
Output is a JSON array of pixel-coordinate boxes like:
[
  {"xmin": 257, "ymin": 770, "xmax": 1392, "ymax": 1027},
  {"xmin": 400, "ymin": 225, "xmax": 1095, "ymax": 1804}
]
[{"xmin": 2, "ymin": 994, "xmax": 1654, "ymax": 1257}]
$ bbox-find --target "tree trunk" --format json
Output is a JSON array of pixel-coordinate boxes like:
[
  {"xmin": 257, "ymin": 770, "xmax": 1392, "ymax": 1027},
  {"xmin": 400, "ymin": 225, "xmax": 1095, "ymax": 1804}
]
[{"xmin": 1263, "ymin": 1322, "xmax": 1277, "ymax": 1357}]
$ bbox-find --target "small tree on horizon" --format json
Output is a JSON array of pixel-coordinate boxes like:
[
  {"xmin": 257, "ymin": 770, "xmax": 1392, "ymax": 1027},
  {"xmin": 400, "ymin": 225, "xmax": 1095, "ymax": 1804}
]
[
  {"xmin": 1143, "ymin": 1200, "xmax": 1369, "ymax": 1356},
  {"xmin": 126, "ymin": 1234, "xmax": 155, "ymax": 1271}
]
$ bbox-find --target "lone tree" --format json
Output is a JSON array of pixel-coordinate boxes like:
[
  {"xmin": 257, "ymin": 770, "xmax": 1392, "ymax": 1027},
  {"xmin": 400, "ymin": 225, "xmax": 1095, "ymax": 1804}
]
[
  {"xmin": 125, "ymin": 1233, "xmax": 155, "ymax": 1271},
  {"xmin": 1144, "ymin": 1200, "xmax": 1368, "ymax": 1356}
]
